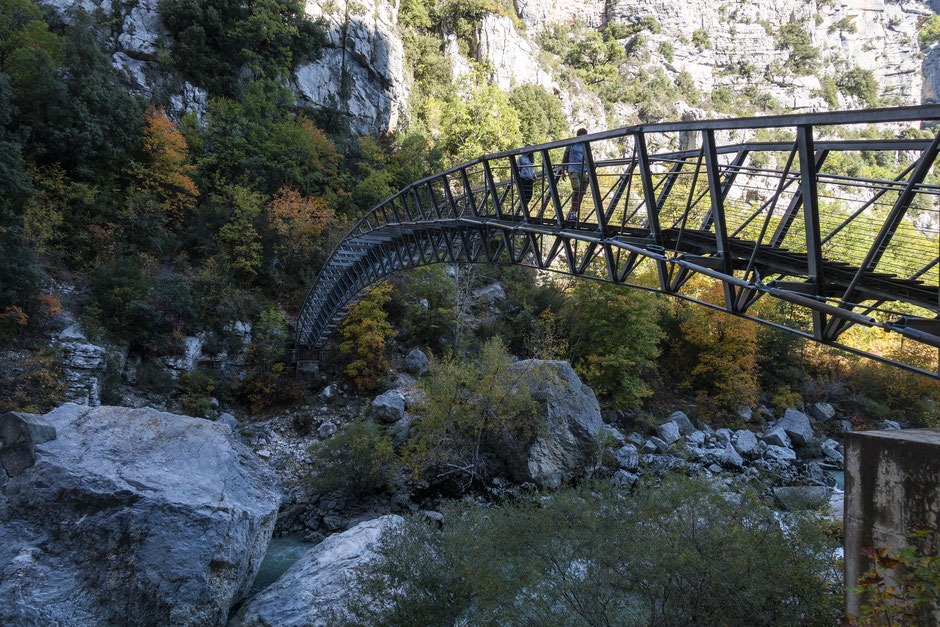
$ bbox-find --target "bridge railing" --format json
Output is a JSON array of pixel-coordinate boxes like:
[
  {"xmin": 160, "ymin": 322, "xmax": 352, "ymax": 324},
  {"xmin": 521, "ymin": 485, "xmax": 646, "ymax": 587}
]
[{"xmin": 297, "ymin": 105, "xmax": 940, "ymax": 376}]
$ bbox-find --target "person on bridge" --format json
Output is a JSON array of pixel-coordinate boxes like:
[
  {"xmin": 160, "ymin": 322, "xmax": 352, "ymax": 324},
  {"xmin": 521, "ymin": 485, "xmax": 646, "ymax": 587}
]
[
  {"xmin": 562, "ymin": 128, "xmax": 589, "ymax": 221},
  {"xmin": 518, "ymin": 151, "xmax": 536, "ymax": 213}
]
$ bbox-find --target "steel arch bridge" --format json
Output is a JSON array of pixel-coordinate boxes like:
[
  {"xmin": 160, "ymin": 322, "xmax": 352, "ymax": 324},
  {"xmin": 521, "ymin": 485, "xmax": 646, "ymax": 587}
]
[{"xmin": 297, "ymin": 106, "xmax": 940, "ymax": 378}]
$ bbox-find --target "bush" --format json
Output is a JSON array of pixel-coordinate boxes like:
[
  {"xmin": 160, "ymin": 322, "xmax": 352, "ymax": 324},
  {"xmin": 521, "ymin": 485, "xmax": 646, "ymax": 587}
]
[
  {"xmin": 0, "ymin": 225, "xmax": 43, "ymax": 313},
  {"xmin": 344, "ymin": 474, "xmax": 843, "ymax": 625},
  {"xmin": 692, "ymin": 28, "xmax": 710, "ymax": 50},
  {"xmin": 919, "ymin": 14, "xmax": 940, "ymax": 50},
  {"xmin": 0, "ymin": 346, "xmax": 66, "ymax": 413},
  {"xmin": 401, "ymin": 338, "xmax": 542, "ymax": 488},
  {"xmin": 305, "ymin": 419, "xmax": 395, "ymax": 496},
  {"xmin": 837, "ymin": 67, "xmax": 879, "ymax": 107}
]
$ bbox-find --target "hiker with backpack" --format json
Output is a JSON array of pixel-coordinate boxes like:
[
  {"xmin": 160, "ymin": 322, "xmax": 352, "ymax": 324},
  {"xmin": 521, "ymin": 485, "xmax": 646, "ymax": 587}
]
[{"xmin": 560, "ymin": 128, "xmax": 589, "ymax": 220}]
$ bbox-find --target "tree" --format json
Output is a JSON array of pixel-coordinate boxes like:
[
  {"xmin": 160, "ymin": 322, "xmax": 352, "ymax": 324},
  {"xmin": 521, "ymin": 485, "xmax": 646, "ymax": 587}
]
[
  {"xmin": 775, "ymin": 22, "xmax": 819, "ymax": 73},
  {"xmin": 266, "ymin": 185, "xmax": 331, "ymax": 268},
  {"xmin": 508, "ymin": 84, "xmax": 568, "ymax": 145},
  {"xmin": 438, "ymin": 67, "xmax": 522, "ymax": 165},
  {"xmin": 562, "ymin": 280, "xmax": 662, "ymax": 409},
  {"xmin": 217, "ymin": 185, "xmax": 264, "ymax": 282},
  {"xmin": 339, "ymin": 282, "xmax": 394, "ymax": 393},
  {"xmin": 137, "ymin": 106, "xmax": 199, "ymax": 228},
  {"xmin": 401, "ymin": 338, "xmax": 541, "ymax": 488}
]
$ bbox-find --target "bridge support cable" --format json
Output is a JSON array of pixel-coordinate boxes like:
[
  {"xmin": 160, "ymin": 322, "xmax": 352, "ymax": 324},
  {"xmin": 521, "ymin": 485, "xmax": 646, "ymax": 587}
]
[{"xmin": 296, "ymin": 106, "xmax": 940, "ymax": 378}]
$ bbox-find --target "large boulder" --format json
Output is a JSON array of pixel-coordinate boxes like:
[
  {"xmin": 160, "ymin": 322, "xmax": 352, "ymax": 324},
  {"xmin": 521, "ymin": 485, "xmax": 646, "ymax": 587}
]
[
  {"xmin": 773, "ymin": 486, "xmax": 830, "ymax": 511},
  {"xmin": 732, "ymin": 429, "xmax": 759, "ymax": 458},
  {"xmin": 0, "ymin": 404, "xmax": 280, "ymax": 626},
  {"xmin": 655, "ymin": 421, "xmax": 681, "ymax": 444},
  {"xmin": 403, "ymin": 348, "xmax": 430, "ymax": 376},
  {"xmin": 231, "ymin": 515, "xmax": 403, "ymax": 626},
  {"xmin": 665, "ymin": 411, "xmax": 695, "ymax": 435},
  {"xmin": 778, "ymin": 408, "xmax": 814, "ymax": 446},
  {"xmin": 371, "ymin": 389, "xmax": 405, "ymax": 423},
  {"xmin": 505, "ymin": 360, "xmax": 604, "ymax": 489}
]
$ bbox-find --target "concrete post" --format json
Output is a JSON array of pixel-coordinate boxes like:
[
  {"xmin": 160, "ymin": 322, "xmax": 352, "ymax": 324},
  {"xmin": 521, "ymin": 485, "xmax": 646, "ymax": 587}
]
[{"xmin": 844, "ymin": 428, "xmax": 940, "ymax": 621}]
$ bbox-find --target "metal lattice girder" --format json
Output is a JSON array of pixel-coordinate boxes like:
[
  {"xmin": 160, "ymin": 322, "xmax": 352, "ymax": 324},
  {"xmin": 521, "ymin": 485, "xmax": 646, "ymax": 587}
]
[{"xmin": 297, "ymin": 106, "xmax": 940, "ymax": 378}]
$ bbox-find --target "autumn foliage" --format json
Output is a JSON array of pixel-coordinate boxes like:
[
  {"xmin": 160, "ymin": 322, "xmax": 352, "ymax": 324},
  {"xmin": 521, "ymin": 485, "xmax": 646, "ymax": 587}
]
[
  {"xmin": 139, "ymin": 106, "xmax": 199, "ymax": 227},
  {"xmin": 340, "ymin": 282, "xmax": 394, "ymax": 393},
  {"xmin": 266, "ymin": 186, "xmax": 332, "ymax": 266}
]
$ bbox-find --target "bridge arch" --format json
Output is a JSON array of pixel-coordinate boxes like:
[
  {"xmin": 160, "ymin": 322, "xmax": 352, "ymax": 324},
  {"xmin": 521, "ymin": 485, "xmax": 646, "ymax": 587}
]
[{"xmin": 297, "ymin": 106, "xmax": 940, "ymax": 378}]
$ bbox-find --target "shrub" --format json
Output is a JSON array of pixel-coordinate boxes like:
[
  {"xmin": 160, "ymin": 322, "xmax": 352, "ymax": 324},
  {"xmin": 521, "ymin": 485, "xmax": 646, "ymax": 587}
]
[
  {"xmin": 919, "ymin": 14, "xmax": 940, "ymax": 50},
  {"xmin": 0, "ymin": 346, "xmax": 66, "ymax": 413},
  {"xmin": 0, "ymin": 225, "xmax": 43, "ymax": 313},
  {"xmin": 658, "ymin": 40, "xmax": 673, "ymax": 62},
  {"xmin": 401, "ymin": 338, "xmax": 542, "ymax": 488},
  {"xmin": 305, "ymin": 419, "xmax": 395, "ymax": 496},
  {"xmin": 344, "ymin": 474, "xmax": 843, "ymax": 625},
  {"xmin": 837, "ymin": 67, "xmax": 880, "ymax": 107},
  {"xmin": 692, "ymin": 28, "xmax": 710, "ymax": 51}
]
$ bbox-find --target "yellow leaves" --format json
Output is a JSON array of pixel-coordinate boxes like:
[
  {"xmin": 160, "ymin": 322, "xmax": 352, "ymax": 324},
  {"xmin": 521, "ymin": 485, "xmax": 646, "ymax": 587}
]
[
  {"xmin": 340, "ymin": 283, "xmax": 393, "ymax": 393},
  {"xmin": 38, "ymin": 294, "xmax": 60, "ymax": 317},
  {"xmin": 138, "ymin": 106, "xmax": 199, "ymax": 228}
]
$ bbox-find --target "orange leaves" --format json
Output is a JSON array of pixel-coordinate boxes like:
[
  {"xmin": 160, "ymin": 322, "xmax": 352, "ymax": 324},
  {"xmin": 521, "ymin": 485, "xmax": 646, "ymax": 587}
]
[
  {"xmin": 266, "ymin": 186, "xmax": 332, "ymax": 265},
  {"xmin": 38, "ymin": 294, "xmax": 61, "ymax": 317},
  {"xmin": 139, "ymin": 106, "xmax": 199, "ymax": 227}
]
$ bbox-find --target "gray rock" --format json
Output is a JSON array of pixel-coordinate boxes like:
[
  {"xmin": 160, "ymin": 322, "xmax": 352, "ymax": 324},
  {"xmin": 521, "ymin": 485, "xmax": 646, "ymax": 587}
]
[
  {"xmin": 762, "ymin": 426, "xmax": 792, "ymax": 448},
  {"xmin": 773, "ymin": 486, "xmax": 830, "ymax": 511},
  {"xmin": 611, "ymin": 469, "xmax": 639, "ymax": 488},
  {"xmin": 732, "ymin": 429, "xmax": 759, "ymax": 457},
  {"xmin": 649, "ymin": 435, "xmax": 670, "ymax": 453},
  {"xmin": 666, "ymin": 411, "xmax": 695, "ymax": 434},
  {"xmin": 736, "ymin": 406, "xmax": 753, "ymax": 422},
  {"xmin": 808, "ymin": 402, "xmax": 836, "ymax": 422},
  {"xmin": 472, "ymin": 283, "xmax": 506, "ymax": 305},
  {"xmin": 687, "ymin": 430, "xmax": 706, "ymax": 446},
  {"xmin": 613, "ymin": 444, "xmax": 639, "ymax": 470},
  {"xmin": 878, "ymin": 419, "xmax": 901, "ymax": 431},
  {"xmin": 822, "ymin": 443, "xmax": 844, "ymax": 464},
  {"xmin": 317, "ymin": 422, "xmax": 337, "ymax": 439},
  {"xmin": 684, "ymin": 444, "xmax": 706, "ymax": 461},
  {"xmin": 230, "ymin": 515, "xmax": 403, "ymax": 626},
  {"xmin": 217, "ymin": 412, "xmax": 239, "ymax": 431},
  {"xmin": 764, "ymin": 444, "xmax": 797, "ymax": 464},
  {"xmin": 0, "ymin": 404, "xmax": 280, "ymax": 626},
  {"xmin": 655, "ymin": 421, "xmax": 681, "ymax": 444},
  {"xmin": 719, "ymin": 442, "xmax": 744, "ymax": 469},
  {"xmin": 841, "ymin": 420, "xmax": 854, "ymax": 433},
  {"xmin": 319, "ymin": 384, "xmax": 335, "ymax": 400},
  {"xmin": 371, "ymin": 390, "xmax": 405, "ymax": 423},
  {"xmin": 778, "ymin": 408, "xmax": 813, "ymax": 446},
  {"xmin": 601, "ymin": 425, "xmax": 626, "ymax": 447},
  {"xmin": 715, "ymin": 428, "xmax": 733, "ymax": 447},
  {"xmin": 0, "ymin": 412, "xmax": 57, "ymax": 477},
  {"xmin": 627, "ymin": 432, "xmax": 646, "ymax": 447},
  {"xmin": 390, "ymin": 414, "xmax": 412, "ymax": 448},
  {"xmin": 642, "ymin": 439, "xmax": 658, "ymax": 454},
  {"xmin": 503, "ymin": 360, "xmax": 604, "ymax": 489},
  {"xmin": 403, "ymin": 348, "xmax": 430, "ymax": 376}
]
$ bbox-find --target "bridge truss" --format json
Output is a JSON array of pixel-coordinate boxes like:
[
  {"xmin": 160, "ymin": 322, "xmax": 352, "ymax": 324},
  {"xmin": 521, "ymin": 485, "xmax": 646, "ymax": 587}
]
[{"xmin": 297, "ymin": 106, "xmax": 940, "ymax": 378}]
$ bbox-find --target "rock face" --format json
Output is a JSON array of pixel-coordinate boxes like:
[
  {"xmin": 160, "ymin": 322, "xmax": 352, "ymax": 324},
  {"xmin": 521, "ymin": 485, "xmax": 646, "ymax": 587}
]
[
  {"xmin": 0, "ymin": 404, "xmax": 280, "ymax": 626},
  {"xmin": 508, "ymin": 360, "xmax": 603, "ymax": 489},
  {"xmin": 296, "ymin": 0, "xmax": 408, "ymax": 135},
  {"xmin": 231, "ymin": 515, "xmax": 403, "ymax": 626}
]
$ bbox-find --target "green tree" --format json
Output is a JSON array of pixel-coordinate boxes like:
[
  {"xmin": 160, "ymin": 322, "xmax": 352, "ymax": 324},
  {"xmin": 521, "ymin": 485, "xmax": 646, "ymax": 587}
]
[
  {"xmin": 305, "ymin": 420, "xmax": 395, "ymax": 497},
  {"xmin": 775, "ymin": 22, "xmax": 819, "ymax": 73},
  {"xmin": 217, "ymin": 185, "xmax": 264, "ymax": 282},
  {"xmin": 401, "ymin": 337, "xmax": 541, "ymax": 488},
  {"xmin": 563, "ymin": 280, "xmax": 662, "ymax": 409},
  {"xmin": 438, "ymin": 67, "xmax": 522, "ymax": 165},
  {"xmin": 508, "ymin": 84, "xmax": 568, "ymax": 145}
]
